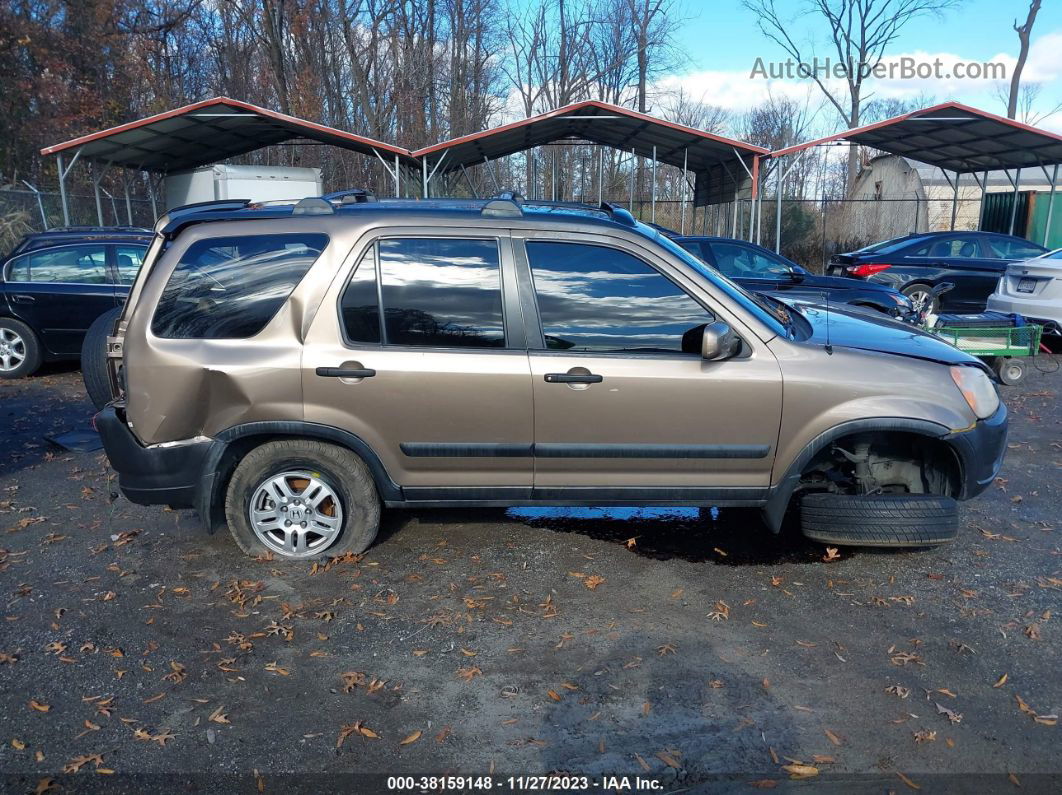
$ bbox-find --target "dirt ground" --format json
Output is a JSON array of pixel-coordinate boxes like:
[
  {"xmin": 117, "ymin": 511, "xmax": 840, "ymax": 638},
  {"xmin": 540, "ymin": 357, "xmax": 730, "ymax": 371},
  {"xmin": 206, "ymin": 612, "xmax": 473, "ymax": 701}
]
[{"xmin": 0, "ymin": 362, "xmax": 1059, "ymax": 793}]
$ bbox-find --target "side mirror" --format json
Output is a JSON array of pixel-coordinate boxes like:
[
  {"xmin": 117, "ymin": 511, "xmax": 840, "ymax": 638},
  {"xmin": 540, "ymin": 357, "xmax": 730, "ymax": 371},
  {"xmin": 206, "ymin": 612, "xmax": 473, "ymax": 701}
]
[{"xmin": 701, "ymin": 321, "xmax": 741, "ymax": 361}]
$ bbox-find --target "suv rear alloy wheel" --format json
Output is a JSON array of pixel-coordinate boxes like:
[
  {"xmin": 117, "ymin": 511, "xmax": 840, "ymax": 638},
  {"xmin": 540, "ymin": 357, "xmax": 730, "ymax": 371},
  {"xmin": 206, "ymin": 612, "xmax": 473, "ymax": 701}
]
[
  {"xmin": 224, "ymin": 440, "xmax": 380, "ymax": 560},
  {"xmin": 0, "ymin": 318, "xmax": 41, "ymax": 379}
]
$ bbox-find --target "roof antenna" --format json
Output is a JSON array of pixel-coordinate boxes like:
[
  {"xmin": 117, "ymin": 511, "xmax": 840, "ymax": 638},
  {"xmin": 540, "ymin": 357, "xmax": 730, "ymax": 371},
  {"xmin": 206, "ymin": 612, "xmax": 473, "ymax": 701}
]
[{"xmin": 823, "ymin": 290, "xmax": 833, "ymax": 355}]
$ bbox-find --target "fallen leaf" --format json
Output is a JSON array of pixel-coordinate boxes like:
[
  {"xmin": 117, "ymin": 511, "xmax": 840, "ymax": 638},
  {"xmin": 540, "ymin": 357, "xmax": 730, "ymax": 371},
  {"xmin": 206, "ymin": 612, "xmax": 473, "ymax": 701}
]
[
  {"xmin": 28, "ymin": 700, "xmax": 50, "ymax": 713},
  {"xmin": 208, "ymin": 706, "xmax": 230, "ymax": 725},
  {"xmin": 583, "ymin": 575, "xmax": 605, "ymax": 590},
  {"xmin": 822, "ymin": 547, "xmax": 841, "ymax": 562},
  {"xmin": 782, "ymin": 764, "xmax": 818, "ymax": 779},
  {"xmin": 399, "ymin": 730, "xmax": 421, "ymax": 746},
  {"xmin": 824, "ymin": 728, "xmax": 843, "ymax": 746},
  {"xmin": 896, "ymin": 771, "xmax": 920, "ymax": 790}
]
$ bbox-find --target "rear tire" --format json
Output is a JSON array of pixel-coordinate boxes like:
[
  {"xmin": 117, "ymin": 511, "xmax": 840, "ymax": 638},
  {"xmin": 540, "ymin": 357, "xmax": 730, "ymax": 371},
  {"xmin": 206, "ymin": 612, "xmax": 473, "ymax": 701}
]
[
  {"xmin": 224, "ymin": 439, "xmax": 380, "ymax": 561},
  {"xmin": 800, "ymin": 492, "xmax": 958, "ymax": 547},
  {"xmin": 81, "ymin": 307, "xmax": 121, "ymax": 409},
  {"xmin": 0, "ymin": 317, "xmax": 42, "ymax": 379}
]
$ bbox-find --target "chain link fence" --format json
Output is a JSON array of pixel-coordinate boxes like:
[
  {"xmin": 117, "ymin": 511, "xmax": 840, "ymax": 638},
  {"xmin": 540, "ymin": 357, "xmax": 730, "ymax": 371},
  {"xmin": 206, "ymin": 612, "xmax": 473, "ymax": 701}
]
[{"xmin": 0, "ymin": 188, "xmax": 155, "ymax": 232}]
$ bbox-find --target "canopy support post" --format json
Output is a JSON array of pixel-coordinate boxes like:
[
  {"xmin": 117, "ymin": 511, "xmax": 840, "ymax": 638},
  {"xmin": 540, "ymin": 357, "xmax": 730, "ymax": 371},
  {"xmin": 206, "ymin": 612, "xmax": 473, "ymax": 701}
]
[
  {"xmin": 680, "ymin": 148, "xmax": 688, "ymax": 234},
  {"xmin": 144, "ymin": 171, "xmax": 158, "ymax": 221},
  {"xmin": 1008, "ymin": 168, "xmax": 1022, "ymax": 236},
  {"xmin": 976, "ymin": 170, "xmax": 989, "ymax": 230},
  {"xmin": 56, "ymin": 149, "xmax": 81, "ymax": 227},
  {"xmin": 422, "ymin": 159, "xmax": 428, "ymax": 199},
  {"xmin": 484, "ymin": 155, "xmax": 502, "ymax": 194},
  {"xmin": 650, "ymin": 146, "xmax": 657, "ymax": 223},
  {"xmin": 123, "ymin": 172, "xmax": 133, "ymax": 226},
  {"xmin": 628, "ymin": 150, "xmax": 635, "ymax": 211},
  {"xmin": 733, "ymin": 149, "xmax": 758, "ymax": 242},
  {"xmin": 1041, "ymin": 164, "xmax": 1058, "ymax": 247},
  {"xmin": 551, "ymin": 149, "xmax": 557, "ymax": 201},
  {"xmin": 460, "ymin": 164, "xmax": 478, "ymax": 197},
  {"xmin": 20, "ymin": 181, "xmax": 48, "ymax": 229},
  {"xmin": 938, "ymin": 168, "xmax": 959, "ymax": 231},
  {"xmin": 597, "ymin": 146, "xmax": 604, "ymax": 206}
]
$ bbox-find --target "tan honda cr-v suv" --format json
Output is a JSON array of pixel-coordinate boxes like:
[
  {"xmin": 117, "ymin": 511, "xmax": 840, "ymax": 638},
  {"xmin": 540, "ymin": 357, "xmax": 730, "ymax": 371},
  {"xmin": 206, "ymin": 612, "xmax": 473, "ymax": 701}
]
[{"xmin": 93, "ymin": 196, "xmax": 1007, "ymax": 561}]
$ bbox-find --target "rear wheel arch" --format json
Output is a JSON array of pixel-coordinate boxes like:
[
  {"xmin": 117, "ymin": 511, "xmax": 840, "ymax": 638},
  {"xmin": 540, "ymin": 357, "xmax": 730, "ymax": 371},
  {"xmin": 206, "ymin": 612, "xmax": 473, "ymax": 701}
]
[{"xmin": 200, "ymin": 422, "xmax": 400, "ymax": 534}]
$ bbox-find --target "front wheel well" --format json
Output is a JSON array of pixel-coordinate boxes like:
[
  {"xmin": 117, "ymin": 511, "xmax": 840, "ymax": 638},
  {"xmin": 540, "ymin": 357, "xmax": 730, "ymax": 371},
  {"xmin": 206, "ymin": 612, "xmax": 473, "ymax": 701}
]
[{"xmin": 795, "ymin": 431, "xmax": 962, "ymax": 499}]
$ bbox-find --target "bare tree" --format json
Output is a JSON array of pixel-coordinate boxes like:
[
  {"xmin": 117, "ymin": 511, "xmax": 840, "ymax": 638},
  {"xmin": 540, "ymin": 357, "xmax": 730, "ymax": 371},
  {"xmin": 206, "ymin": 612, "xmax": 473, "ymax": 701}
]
[
  {"xmin": 742, "ymin": 0, "xmax": 961, "ymax": 194},
  {"xmin": 1006, "ymin": 0, "xmax": 1041, "ymax": 120}
]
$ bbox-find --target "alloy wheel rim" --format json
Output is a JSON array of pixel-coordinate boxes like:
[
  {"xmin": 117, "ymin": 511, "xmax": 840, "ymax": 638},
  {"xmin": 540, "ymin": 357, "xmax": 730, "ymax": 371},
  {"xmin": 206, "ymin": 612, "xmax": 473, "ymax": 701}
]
[
  {"xmin": 907, "ymin": 289, "xmax": 932, "ymax": 313},
  {"xmin": 0, "ymin": 328, "xmax": 26, "ymax": 372},
  {"xmin": 248, "ymin": 470, "xmax": 343, "ymax": 558}
]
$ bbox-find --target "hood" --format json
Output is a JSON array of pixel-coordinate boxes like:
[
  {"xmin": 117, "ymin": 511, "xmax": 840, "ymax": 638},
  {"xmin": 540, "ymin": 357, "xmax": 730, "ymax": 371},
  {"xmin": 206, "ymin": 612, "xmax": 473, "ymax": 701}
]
[{"xmin": 795, "ymin": 302, "xmax": 979, "ymax": 366}]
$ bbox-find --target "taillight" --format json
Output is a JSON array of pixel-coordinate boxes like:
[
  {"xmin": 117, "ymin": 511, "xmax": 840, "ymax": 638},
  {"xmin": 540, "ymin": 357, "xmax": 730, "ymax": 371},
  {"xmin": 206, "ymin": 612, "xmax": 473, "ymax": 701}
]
[{"xmin": 847, "ymin": 263, "xmax": 891, "ymax": 278}]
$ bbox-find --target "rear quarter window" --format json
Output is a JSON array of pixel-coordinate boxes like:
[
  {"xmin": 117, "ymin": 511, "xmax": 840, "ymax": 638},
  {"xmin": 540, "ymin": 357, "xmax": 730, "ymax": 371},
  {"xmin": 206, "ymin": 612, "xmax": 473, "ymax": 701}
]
[{"xmin": 151, "ymin": 234, "xmax": 328, "ymax": 339}]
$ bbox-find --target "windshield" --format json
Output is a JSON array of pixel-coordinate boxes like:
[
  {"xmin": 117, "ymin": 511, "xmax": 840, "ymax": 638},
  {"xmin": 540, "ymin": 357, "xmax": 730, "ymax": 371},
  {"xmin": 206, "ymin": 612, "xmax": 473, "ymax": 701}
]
[{"xmin": 646, "ymin": 227, "xmax": 791, "ymax": 338}]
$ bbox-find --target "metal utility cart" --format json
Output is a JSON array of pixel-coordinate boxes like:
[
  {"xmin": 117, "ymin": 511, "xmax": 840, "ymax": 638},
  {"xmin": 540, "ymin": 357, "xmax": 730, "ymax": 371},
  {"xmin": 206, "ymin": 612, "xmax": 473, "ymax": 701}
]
[{"xmin": 932, "ymin": 318, "xmax": 1043, "ymax": 385}]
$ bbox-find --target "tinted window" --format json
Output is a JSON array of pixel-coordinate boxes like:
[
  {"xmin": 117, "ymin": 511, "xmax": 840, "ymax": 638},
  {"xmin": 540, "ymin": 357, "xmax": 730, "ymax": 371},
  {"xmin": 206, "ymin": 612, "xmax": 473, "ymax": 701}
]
[
  {"xmin": 152, "ymin": 234, "xmax": 327, "ymax": 339},
  {"xmin": 340, "ymin": 249, "xmax": 382, "ymax": 343},
  {"xmin": 114, "ymin": 245, "xmax": 146, "ymax": 285},
  {"xmin": 709, "ymin": 242, "xmax": 793, "ymax": 278},
  {"xmin": 6, "ymin": 245, "xmax": 108, "ymax": 283},
  {"xmin": 378, "ymin": 238, "xmax": 504, "ymax": 348},
  {"xmin": 982, "ymin": 237, "xmax": 1048, "ymax": 259},
  {"xmin": 526, "ymin": 241, "xmax": 713, "ymax": 353},
  {"xmin": 906, "ymin": 236, "xmax": 980, "ymax": 258},
  {"xmin": 677, "ymin": 240, "xmax": 710, "ymax": 262}
]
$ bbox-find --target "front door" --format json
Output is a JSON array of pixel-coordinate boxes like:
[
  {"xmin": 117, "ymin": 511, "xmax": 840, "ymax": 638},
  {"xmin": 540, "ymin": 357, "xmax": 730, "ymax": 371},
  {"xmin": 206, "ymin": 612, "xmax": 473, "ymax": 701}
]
[
  {"xmin": 517, "ymin": 236, "xmax": 783, "ymax": 502},
  {"xmin": 2, "ymin": 243, "xmax": 116, "ymax": 355},
  {"xmin": 302, "ymin": 231, "xmax": 534, "ymax": 499}
]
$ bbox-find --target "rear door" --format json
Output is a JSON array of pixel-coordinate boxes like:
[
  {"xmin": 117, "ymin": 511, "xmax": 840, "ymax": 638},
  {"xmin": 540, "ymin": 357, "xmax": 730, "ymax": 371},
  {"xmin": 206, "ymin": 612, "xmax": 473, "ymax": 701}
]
[
  {"xmin": 901, "ymin": 235, "xmax": 1001, "ymax": 309},
  {"xmin": 2, "ymin": 243, "xmax": 115, "ymax": 355},
  {"xmin": 302, "ymin": 230, "xmax": 534, "ymax": 498},
  {"xmin": 516, "ymin": 233, "xmax": 782, "ymax": 501}
]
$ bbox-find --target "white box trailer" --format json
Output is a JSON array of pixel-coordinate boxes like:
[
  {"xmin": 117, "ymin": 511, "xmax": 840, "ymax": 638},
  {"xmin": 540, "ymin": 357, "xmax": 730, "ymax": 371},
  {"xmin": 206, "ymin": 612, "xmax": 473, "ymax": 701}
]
[{"xmin": 164, "ymin": 164, "xmax": 323, "ymax": 209}]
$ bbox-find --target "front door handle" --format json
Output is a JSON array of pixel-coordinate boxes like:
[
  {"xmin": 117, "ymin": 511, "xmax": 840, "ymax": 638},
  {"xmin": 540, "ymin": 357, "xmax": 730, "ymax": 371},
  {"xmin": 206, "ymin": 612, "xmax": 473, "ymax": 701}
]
[
  {"xmin": 316, "ymin": 366, "xmax": 376, "ymax": 379},
  {"xmin": 544, "ymin": 372, "xmax": 603, "ymax": 384},
  {"xmin": 11, "ymin": 294, "xmax": 35, "ymax": 304}
]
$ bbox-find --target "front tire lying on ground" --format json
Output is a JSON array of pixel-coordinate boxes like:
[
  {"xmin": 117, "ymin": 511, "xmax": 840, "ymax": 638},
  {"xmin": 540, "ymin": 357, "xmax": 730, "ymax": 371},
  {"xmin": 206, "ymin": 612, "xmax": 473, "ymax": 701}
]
[
  {"xmin": 800, "ymin": 492, "xmax": 958, "ymax": 547},
  {"xmin": 225, "ymin": 439, "xmax": 380, "ymax": 560}
]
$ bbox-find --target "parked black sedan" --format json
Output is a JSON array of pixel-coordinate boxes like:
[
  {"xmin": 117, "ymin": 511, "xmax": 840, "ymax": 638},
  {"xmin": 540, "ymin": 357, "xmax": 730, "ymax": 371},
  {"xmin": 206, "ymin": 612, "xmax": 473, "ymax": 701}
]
[
  {"xmin": 827, "ymin": 231, "xmax": 1048, "ymax": 314},
  {"xmin": 0, "ymin": 227, "xmax": 151, "ymax": 378},
  {"xmin": 671, "ymin": 236, "xmax": 911, "ymax": 315}
]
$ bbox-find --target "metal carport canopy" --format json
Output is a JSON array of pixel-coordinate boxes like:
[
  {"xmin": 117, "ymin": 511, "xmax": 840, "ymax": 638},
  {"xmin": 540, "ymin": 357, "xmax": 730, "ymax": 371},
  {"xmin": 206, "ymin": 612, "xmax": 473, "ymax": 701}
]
[
  {"xmin": 765, "ymin": 101, "xmax": 1062, "ymax": 252},
  {"xmin": 769, "ymin": 101, "xmax": 1062, "ymax": 172},
  {"xmin": 40, "ymin": 96, "xmax": 418, "ymax": 172},
  {"xmin": 412, "ymin": 100, "xmax": 768, "ymax": 206}
]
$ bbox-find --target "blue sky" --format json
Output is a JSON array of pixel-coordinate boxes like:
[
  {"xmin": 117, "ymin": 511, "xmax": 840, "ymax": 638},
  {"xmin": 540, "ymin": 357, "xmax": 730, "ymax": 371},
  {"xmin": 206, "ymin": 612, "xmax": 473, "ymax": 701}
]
[{"xmin": 662, "ymin": 0, "xmax": 1062, "ymax": 131}]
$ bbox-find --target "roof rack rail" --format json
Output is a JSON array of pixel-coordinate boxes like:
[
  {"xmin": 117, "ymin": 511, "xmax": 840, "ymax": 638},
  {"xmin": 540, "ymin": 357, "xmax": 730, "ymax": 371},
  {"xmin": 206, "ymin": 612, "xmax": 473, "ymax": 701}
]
[
  {"xmin": 293, "ymin": 197, "xmax": 335, "ymax": 215},
  {"xmin": 482, "ymin": 199, "xmax": 522, "ymax": 218},
  {"xmin": 323, "ymin": 188, "xmax": 377, "ymax": 204}
]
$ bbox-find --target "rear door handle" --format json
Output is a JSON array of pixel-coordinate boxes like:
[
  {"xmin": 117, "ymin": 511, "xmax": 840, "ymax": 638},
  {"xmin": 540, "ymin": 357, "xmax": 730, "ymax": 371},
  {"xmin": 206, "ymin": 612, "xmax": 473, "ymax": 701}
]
[
  {"xmin": 316, "ymin": 366, "xmax": 376, "ymax": 379},
  {"xmin": 11, "ymin": 294, "xmax": 35, "ymax": 304},
  {"xmin": 544, "ymin": 372, "xmax": 603, "ymax": 384}
]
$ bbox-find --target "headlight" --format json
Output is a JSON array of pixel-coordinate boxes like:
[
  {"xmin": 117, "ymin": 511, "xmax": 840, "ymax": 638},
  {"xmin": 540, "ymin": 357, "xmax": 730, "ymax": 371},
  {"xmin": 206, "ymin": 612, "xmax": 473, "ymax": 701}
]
[{"xmin": 950, "ymin": 366, "xmax": 1000, "ymax": 419}]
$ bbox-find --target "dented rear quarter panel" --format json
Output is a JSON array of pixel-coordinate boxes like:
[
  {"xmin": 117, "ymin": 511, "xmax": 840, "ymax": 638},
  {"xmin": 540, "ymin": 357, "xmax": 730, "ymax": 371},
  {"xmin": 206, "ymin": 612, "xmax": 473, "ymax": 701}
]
[{"xmin": 123, "ymin": 217, "xmax": 355, "ymax": 445}]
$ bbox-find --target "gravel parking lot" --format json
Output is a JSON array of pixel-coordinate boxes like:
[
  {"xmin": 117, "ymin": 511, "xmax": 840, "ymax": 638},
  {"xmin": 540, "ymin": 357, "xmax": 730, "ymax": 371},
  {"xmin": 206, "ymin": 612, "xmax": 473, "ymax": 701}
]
[{"xmin": 0, "ymin": 364, "xmax": 1059, "ymax": 792}]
